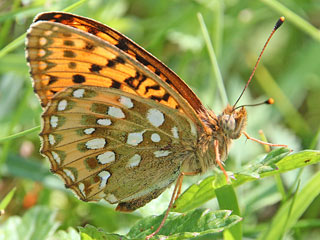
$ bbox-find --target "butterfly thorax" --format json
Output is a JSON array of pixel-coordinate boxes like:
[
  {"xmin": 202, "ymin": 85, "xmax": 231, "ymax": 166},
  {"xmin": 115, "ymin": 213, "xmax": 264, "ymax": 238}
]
[{"xmin": 195, "ymin": 105, "xmax": 247, "ymax": 173}]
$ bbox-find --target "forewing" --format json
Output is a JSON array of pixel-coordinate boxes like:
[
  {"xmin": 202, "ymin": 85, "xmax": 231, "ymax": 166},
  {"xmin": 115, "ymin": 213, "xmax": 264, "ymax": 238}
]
[
  {"xmin": 40, "ymin": 85, "xmax": 198, "ymax": 205},
  {"xmin": 32, "ymin": 12, "xmax": 204, "ymax": 113},
  {"xmin": 26, "ymin": 12, "xmax": 204, "ymax": 125}
]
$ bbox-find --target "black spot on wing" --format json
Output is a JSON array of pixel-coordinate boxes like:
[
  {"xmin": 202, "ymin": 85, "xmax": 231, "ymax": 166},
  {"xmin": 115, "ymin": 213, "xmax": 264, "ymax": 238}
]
[
  {"xmin": 68, "ymin": 62, "xmax": 77, "ymax": 69},
  {"xmin": 124, "ymin": 76, "xmax": 134, "ymax": 88},
  {"xmin": 84, "ymin": 42, "xmax": 95, "ymax": 50},
  {"xmin": 145, "ymin": 85, "xmax": 160, "ymax": 93},
  {"xmin": 111, "ymin": 80, "xmax": 121, "ymax": 89},
  {"xmin": 150, "ymin": 93, "xmax": 171, "ymax": 102},
  {"xmin": 89, "ymin": 64, "xmax": 102, "ymax": 73},
  {"xmin": 87, "ymin": 27, "xmax": 99, "ymax": 35},
  {"xmin": 150, "ymin": 95, "xmax": 162, "ymax": 101},
  {"xmin": 73, "ymin": 74, "xmax": 86, "ymax": 83},
  {"xmin": 162, "ymin": 93, "xmax": 170, "ymax": 101},
  {"xmin": 115, "ymin": 38, "xmax": 129, "ymax": 51},
  {"xmin": 48, "ymin": 75, "xmax": 58, "ymax": 85},
  {"xmin": 106, "ymin": 56, "xmax": 125, "ymax": 67},
  {"xmin": 124, "ymin": 73, "xmax": 147, "ymax": 90},
  {"xmin": 106, "ymin": 60, "xmax": 115, "ymax": 68},
  {"xmin": 63, "ymin": 40, "xmax": 74, "ymax": 46},
  {"xmin": 136, "ymin": 54, "xmax": 150, "ymax": 66},
  {"xmin": 115, "ymin": 56, "xmax": 125, "ymax": 64},
  {"xmin": 155, "ymin": 69, "xmax": 161, "ymax": 75},
  {"xmin": 64, "ymin": 50, "xmax": 76, "ymax": 58}
]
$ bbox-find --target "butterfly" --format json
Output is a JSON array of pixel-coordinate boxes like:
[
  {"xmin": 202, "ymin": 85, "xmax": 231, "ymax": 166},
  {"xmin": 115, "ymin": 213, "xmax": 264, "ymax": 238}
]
[{"xmin": 26, "ymin": 12, "xmax": 285, "ymax": 238}]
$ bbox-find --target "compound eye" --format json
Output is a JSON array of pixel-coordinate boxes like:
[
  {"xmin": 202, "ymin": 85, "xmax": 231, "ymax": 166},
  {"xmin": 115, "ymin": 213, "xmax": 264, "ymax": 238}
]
[{"xmin": 221, "ymin": 115, "xmax": 236, "ymax": 132}]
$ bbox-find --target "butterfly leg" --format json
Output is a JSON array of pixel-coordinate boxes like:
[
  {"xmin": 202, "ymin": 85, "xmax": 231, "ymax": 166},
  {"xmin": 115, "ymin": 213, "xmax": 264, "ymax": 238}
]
[
  {"xmin": 243, "ymin": 132, "xmax": 288, "ymax": 147},
  {"xmin": 145, "ymin": 174, "xmax": 182, "ymax": 239},
  {"xmin": 145, "ymin": 171, "xmax": 197, "ymax": 239},
  {"xmin": 175, "ymin": 171, "xmax": 198, "ymax": 201},
  {"xmin": 214, "ymin": 140, "xmax": 230, "ymax": 182}
]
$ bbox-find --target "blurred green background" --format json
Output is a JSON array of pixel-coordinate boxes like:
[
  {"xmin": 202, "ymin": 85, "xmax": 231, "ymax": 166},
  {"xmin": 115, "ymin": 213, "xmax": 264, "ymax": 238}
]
[{"xmin": 0, "ymin": 0, "xmax": 319, "ymax": 239}]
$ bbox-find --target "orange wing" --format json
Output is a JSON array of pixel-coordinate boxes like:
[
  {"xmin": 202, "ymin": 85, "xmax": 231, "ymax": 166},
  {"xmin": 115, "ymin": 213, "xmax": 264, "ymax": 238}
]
[{"xmin": 29, "ymin": 12, "xmax": 204, "ymax": 113}]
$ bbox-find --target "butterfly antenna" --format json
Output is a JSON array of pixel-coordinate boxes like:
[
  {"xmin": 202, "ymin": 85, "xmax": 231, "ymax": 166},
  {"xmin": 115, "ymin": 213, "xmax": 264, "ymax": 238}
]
[
  {"xmin": 232, "ymin": 16, "xmax": 285, "ymax": 109},
  {"xmin": 234, "ymin": 98, "xmax": 274, "ymax": 110}
]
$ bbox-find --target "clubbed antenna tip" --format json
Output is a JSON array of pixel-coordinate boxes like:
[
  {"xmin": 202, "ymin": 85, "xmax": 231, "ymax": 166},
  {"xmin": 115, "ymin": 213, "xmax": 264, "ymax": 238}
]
[
  {"xmin": 266, "ymin": 98, "xmax": 274, "ymax": 104},
  {"xmin": 275, "ymin": 16, "xmax": 285, "ymax": 30}
]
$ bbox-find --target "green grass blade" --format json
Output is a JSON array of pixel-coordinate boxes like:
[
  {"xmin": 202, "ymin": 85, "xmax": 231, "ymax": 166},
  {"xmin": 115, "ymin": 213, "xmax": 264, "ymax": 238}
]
[
  {"xmin": 197, "ymin": 12, "xmax": 228, "ymax": 106},
  {"xmin": 0, "ymin": 33, "xmax": 25, "ymax": 59},
  {"xmin": 0, "ymin": 126, "xmax": 40, "ymax": 143},
  {"xmin": 0, "ymin": 187, "xmax": 16, "ymax": 210},
  {"xmin": 62, "ymin": 0, "xmax": 88, "ymax": 12},
  {"xmin": 259, "ymin": 171, "xmax": 320, "ymax": 239},
  {"xmin": 216, "ymin": 184, "xmax": 242, "ymax": 240}
]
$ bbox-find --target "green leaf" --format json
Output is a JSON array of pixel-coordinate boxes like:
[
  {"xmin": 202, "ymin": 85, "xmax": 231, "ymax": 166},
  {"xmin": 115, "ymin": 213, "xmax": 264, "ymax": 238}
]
[
  {"xmin": 264, "ymin": 150, "xmax": 320, "ymax": 176},
  {"xmin": 0, "ymin": 206, "xmax": 59, "ymax": 240},
  {"xmin": 79, "ymin": 225, "xmax": 126, "ymax": 240},
  {"xmin": 128, "ymin": 209, "xmax": 241, "ymax": 239},
  {"xmin": 174, "ymin": 148, "xmax": 290, "ymax": 212},
  {"xmin": 173, "ymin": 175, "xmax": 216, "ymax": 212},
  {"xmin": 49, "ymin": 228, "xmax": 80, "ymax": 240},
  {"xmin": 174, "ymin": 149, "xmax": 320, "ymax": 212}
]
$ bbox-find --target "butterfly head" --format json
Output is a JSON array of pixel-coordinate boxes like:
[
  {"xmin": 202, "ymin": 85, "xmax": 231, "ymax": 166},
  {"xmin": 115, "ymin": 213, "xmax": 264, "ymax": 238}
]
[
  {"xmin": 219, "ymin": 105, "xmax": 247, "ymax": 140},
  {"xmin": 197, "ymin": 105, "xmax": 247, "ymax": 170}
]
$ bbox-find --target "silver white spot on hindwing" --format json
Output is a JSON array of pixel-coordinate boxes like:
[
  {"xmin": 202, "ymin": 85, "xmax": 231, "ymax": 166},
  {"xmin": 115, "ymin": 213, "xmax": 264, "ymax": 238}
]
[
  {"xmin": 50, "ymin": 116, "xmax": 58, "ymax": 128},
  {"xmin": 79, "ymin": 183, "xmax": 86, "ymax": 198},
  {"xmin": 127, "ymin": 130, "xmax": 146, "ymax": 146},
  {"xmin": 57, "ymin": 99, "xmax": 67, "ymax": 111},
  {"xmin": 84, "ymin": 128, "xmax": 95, "ymax": 135},
  {"xmin": 127, "ymin": 154, "xmax": 141, "ymax": 168},
  {"xmin": 51, "ymin": 151, "xmax": 61, "ymax": 164},
  {"xmin": 85, "ymin": 138, "xmax": 106, "ymax": 149},
  {"xmin": 154, "ymin": 150, "xmax": 171, "ymax": 157},
  {"xmin": 73, "ymin": 89, "xmax": 85, "ymax": 98},
  {"xmin": 171, "ymin": 127, "xmax": 179, "ymax": 139},
  {"xmin": 98, "ymin": 171, "xmax": 111, "ymax": 189},
  {"xmin": 97, "ymin": 151, "xmax": 115, "ymax": 164},
  {"xmin": 63, "ymin": 169, "xmax": 75, "ymax": 182},
  {"xmin": 108, "ymin": 106, "xmax": 125, "ymax": 118},
  {"xmin": 48, "ymin": 134, "xmax": 56, "ymax": 145},
  {"xmin": 147, "ymin": 109, "xmax": 164, "ymax": 127},
  {"xmin": 97, "ymin": 118, "xmax": 112, "ymax": 126},
  {"xmin": 151, "ymin": 133, "xmax": 161, "ymax": 142},
  {"xmin": 119, "ymin": 96, "xmax": 133, "ymax": 108}
]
